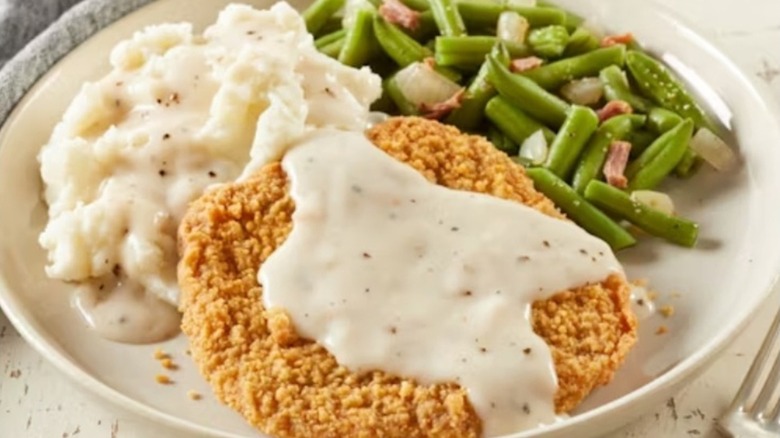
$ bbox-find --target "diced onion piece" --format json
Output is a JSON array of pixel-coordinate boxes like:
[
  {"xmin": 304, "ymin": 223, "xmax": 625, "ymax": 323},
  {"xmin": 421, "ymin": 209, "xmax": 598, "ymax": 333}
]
[
  {"xmin": 506, "ymin": 0, "xmax": 537, "ymax": 7},
  {"xmin": 560, "ymin": 77, "xmax": 604, "ymax": 106},
  {"xmin": 689, "ymin": 127, "xmax": 737, "ymax": 171},
  {"xmin": 518, "ymin": 130, "xmax": 548, "ymax": 165},
  {"xmin": 630, "ymin": 190, "xmax": 675, "ymax": 215},
  {"xmin": 497, "ymin": 11, "xmax": 530, "ymax": 43},
  {"xmin": 395, "ymin": 62, "xmax": 462, "ymax": 107},
  {"xmin": 343, "ymin": 0, "xmax": 375, "ymax": 28}
]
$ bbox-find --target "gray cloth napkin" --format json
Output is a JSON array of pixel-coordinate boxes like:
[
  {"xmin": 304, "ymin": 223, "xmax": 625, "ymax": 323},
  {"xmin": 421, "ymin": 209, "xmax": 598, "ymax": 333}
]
[
  {"xmin": 0, "ymin": 0, "xmax": 155, "ymax": 127},
  {"xmin": 0, "ymin": 0, "xmax": 84, "ymax": 69}
]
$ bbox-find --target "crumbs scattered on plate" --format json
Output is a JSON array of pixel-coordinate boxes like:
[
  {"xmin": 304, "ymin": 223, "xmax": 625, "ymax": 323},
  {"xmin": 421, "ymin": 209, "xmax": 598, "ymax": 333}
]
[
  {"xmin": 154, "ymin": 348, "xmax": 180, "ymax": 370},
  {"xmin": 155, "ymin": 374, "xmax": 173, "ymax": 385}
]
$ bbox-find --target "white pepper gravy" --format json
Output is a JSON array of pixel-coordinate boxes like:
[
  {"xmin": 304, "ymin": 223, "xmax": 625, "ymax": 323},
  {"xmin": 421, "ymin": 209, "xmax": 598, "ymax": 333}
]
[{"xmin": 260, "ymin": 129, "xmax": 623, "ymax": 436}]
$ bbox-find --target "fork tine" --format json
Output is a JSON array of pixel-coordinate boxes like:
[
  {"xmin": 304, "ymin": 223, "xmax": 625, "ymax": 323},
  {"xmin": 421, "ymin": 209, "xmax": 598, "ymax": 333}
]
[
  {"xmin": 771, "ymin": 394, "xmax": 780, "ymax": 425},
  {"xmin": 751, "ymin": 332, "xmax": 780, "ymax": 418},
  {"xmin": 728, "ymin": 306, "xmax": 780, "ymax": 413}
]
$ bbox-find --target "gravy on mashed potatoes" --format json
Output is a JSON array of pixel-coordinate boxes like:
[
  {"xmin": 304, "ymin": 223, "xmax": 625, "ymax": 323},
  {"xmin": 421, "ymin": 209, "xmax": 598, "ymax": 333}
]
[{"xmin": 37, "ymin": 2, "xmax": 381, "ymax": 343}]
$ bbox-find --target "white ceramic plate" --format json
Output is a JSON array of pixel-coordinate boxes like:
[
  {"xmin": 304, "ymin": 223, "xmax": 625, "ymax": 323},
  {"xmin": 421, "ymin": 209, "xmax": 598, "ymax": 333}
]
[{"xmin": 1, "ymin": 0, "xmax": 779, "ymax": 437}]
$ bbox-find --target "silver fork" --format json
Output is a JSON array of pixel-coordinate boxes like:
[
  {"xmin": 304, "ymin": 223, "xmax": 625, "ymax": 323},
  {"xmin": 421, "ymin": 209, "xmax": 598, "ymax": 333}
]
[{"xmin": 717, "ymin": 306, "xmax": 780, "ymax": 437}]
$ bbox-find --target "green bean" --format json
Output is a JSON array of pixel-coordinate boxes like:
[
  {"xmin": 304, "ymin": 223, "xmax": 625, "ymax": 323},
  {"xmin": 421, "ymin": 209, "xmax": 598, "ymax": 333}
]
[
  {"xmin": 401, "ymin": 0, "xmax": 430, "ymax": 11},
  {"xmin": 625, "ymin": 119, "xmax": 691, "ymax": 179},
  {"xmin": 647, "ymin": 107, "xmax": 683, "ymax": 134},
  {"xmin": 339, "ymin": 10, "xmax": 379, "ymax": 67},
  {"xmin": 429, "ymin": 0, "xmax": 466, "ymax": 36},
  {"xmin": 537, "ymin": 0, "xmax": 584, "ymax": 31},
  {"xmin": 626, "ymin": 129, "xmax": 658, "ymax": 158},
  {"xmin": 434, "ymin": 36, "xmax": 530, "ymax": 70},
  {"xmin": 522, "ymin": 45, "xmax": 626, "ymax": 90},
  {"xmin": 674, "ymin": 149, "xmax": 702, "ymax": 178},
  {"xmin": 646, "ymin": 105, "xmax": 698, "ymax": 177},
  {"xmin": 303, "ymin": 0, "xmax": 346, "ymax": 35},
  {"xmin": 316, "ymin": 16, "xmax": 346, "ymax": 37},
  {"xmin": 625, "ymin": 50, "xmax": 713, "ymax": 130},
  {"xmin": 525, "ymin": 168, "xmax": 637, "ymax": 250},
  {"xmin": 487, "ymin": 125, "xmax": 519, "ymax": 155},
  {"xmin": 584, "ymin": 180, "xmax": 698, "ymax": 247},
  {"xmin": 528, "ymin": 25, "xmax": 570, "ymax": 58},
  {"xmin": 564, "ymin": 27, "xmax": 600, "ymax": 56},
  {"xmin": 373, "ymin": 16, "xmax": 461, "ymax": 81},
  {"xmin": 545, "ymin": 105, "xmax": 599, "ymax": 179},
  {"xmin": 319, "ymin": 36, "xmax": 347, "ymax": 58},
  {"xmin": 373, "ymin": 15, "xmax": 430, "ymax": 65},
  {"xmin": 627, "ymin": 119, "xmax": 694, "ymax": 190},
  {"xmin": 485, "ymin": 96, "xmax": 556, "ymax": 145},
  {"xmin": 487, "ymin": 55, "xmax": 570, "ymax": 128},
  {"xmin": 643, "ymin": 110, "xmax": 701, "ymax": 178},
  {"xmin": 456, "ymin": 0, "xmax": 566, "ymax": 30},
  {"xmin": 383, "ymin": 75, "xmax": 419, "ymax": 115},
  {"xmin": 599, "ymin": 65, "xmax": 652, "ymax": 113},
  {"xmin": 315, "ymin": 29, "xmax": 348, "ymax": 49},
  {"xmin": 571, "ymin": 114, "xmax": 637, "ymax": 193},
  {"xmin": 446, "ymin": 43, "xmax": 511, "ymax": 131}
]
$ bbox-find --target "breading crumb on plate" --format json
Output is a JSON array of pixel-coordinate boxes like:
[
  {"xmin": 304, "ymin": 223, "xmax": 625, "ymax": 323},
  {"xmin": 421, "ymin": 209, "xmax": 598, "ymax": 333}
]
[{"xmin": 155, "ymin": 374, "xmax": 173, "ymax": 385}]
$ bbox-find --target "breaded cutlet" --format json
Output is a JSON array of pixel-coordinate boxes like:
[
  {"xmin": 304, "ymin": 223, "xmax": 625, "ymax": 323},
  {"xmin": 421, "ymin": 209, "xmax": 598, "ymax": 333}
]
[{"xmin": 177, "ymin": 117, "xmax": 638, "ymax": 438}]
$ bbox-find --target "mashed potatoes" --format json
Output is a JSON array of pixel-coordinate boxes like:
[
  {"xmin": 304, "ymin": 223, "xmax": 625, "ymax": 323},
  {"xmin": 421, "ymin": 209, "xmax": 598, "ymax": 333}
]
[{"xmin": 38, "ymin": 3, "xmax": 381, "ymax": 314}]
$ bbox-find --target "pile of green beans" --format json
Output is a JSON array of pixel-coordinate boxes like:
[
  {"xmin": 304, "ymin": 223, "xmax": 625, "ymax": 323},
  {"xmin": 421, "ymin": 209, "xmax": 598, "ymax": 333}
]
[{"xmin": 306, "ymin": 0, "xmax": 719, "ymax": 249}]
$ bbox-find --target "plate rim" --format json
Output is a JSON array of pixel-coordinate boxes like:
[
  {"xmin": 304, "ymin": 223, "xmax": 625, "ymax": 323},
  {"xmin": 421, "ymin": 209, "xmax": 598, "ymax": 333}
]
[{"xmin": 0, "ymin": 0, "xmax": 779, "ymax": 437}]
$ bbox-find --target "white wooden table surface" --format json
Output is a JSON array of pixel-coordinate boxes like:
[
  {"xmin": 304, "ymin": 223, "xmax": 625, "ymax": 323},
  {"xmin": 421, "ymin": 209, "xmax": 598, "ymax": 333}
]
[{"xmin": 2, "ymin": 0, "xmax": 780, "ymax": 437}]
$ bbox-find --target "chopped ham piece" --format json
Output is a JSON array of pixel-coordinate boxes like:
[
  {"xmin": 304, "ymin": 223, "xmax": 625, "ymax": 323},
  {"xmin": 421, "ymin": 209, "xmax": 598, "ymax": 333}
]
[
  {"xmin": 419, "ymin": 88, "xmax": 466, "ymax": 120},
  {"xmin": 597, "ymin": 100, "xmax": 633, "ymax": 122},
  {"xmin": 379, "ymin": 0, "xmax": 421, "ymax": 31},
  {"xmin": 603, "ymin": 141, "xmax": 632, "ymax": 188},
  {"xmin": 510, "ymin": 56, "xmax": 544, "ymax": 73},
  {"xmin": 601, "ymin": 33, "xmax": 634, "ymax": 47}
]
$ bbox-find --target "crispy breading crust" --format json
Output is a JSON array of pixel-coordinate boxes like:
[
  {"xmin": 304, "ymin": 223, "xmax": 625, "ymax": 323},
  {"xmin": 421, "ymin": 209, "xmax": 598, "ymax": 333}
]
[{"xmin": 178, "ymin": 117, "xmax": 637, "ymax": 437}]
